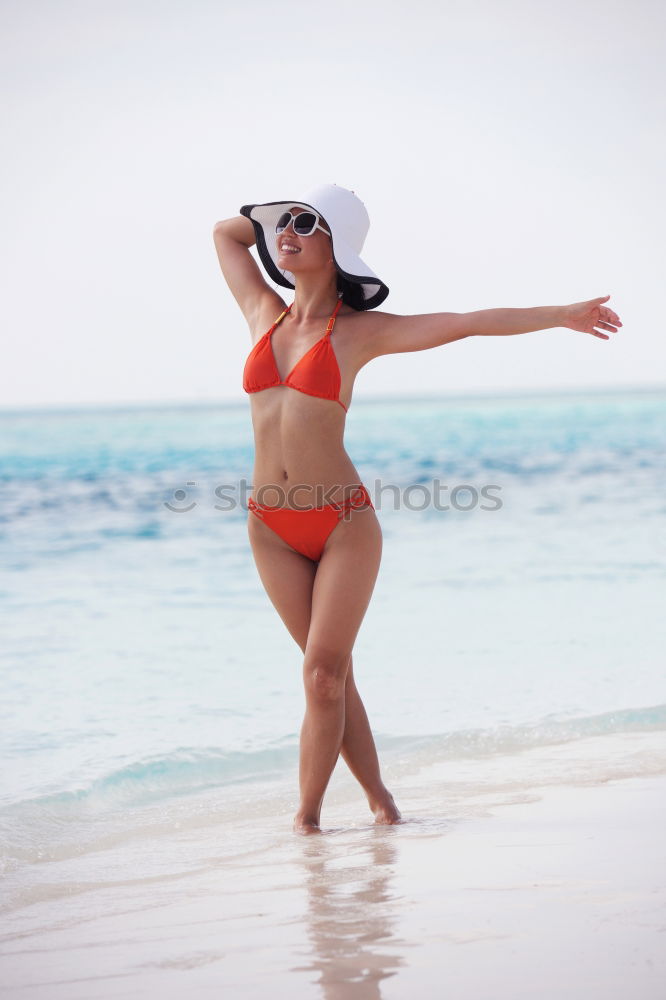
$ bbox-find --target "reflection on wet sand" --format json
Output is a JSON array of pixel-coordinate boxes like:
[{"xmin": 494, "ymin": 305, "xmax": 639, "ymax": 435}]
[{"xmin": 290, "ymin": 827, "xmax": 412, "ymax": 999}]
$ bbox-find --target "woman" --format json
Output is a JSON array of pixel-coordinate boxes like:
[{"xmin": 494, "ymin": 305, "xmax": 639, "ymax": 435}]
[{"xmin": 213, "ymin": 183, "xmax": 621, "ymax": 836}]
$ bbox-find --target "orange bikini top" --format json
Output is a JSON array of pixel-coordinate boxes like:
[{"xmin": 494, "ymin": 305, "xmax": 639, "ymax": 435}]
[{"xmin": 243, "ymin": 298, "xmax": 347, "ymax": 412}]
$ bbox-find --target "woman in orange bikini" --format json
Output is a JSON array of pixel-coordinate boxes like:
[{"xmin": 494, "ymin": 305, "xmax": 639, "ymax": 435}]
[{"xmin": 213, "ymin": 183, "xmax": 621, "ymax": 836}]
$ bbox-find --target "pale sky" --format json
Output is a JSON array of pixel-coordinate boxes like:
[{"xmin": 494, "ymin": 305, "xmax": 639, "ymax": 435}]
[{"xmin": 1, "ymin": 0, "xmax": 664, "ymax": 409}]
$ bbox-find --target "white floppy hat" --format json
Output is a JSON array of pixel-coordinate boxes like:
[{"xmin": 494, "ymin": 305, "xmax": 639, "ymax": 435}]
[{"xmin": 239, "ymin": 183, "xmax": 389, "ymax": 311}]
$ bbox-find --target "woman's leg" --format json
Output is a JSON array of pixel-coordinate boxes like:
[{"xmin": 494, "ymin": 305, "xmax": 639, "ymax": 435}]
[
  {"xmin": 248, "ymin": 509, "xmax": 399, "ymax": 831},
  {"xmin": 341, "ymin": 657, "xmax": 401, "ymax": 824},
  {"xmin": 296, "ymin": 505, "xmax": 389, "ymax": 833}
]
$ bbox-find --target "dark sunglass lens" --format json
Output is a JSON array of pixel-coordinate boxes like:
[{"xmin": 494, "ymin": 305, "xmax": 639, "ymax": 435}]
[
  {"xmin": 293, "ymin": 213, "xmax": 316, "ymax": 235},
  {"xmin": 276, "ymin": 212, "xmax": 292, "ymax": 233}
]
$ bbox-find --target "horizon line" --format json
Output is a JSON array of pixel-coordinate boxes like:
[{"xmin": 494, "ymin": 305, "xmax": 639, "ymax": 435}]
[{"xmin": 0, "ymin": 382, "xmax": 664, "ymax": 416}]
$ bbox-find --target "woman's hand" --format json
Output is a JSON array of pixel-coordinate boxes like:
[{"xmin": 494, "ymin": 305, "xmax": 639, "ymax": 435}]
[{"xmin": 562, "ymin": 295, "xmax": 622, "ymax": 340}]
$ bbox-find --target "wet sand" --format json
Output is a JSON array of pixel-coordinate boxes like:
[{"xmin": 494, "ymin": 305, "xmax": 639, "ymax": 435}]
[{"xmin": 2, "ymin": 771, "xmax": 665, "ymax": 999}]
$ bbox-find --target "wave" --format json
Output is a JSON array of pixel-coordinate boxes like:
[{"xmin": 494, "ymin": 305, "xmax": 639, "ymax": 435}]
[
  {"xmin": 2, "ymin": 704, "xmax": 664, "ymax": 822},
  {"xmin": 409, "ymin": 702, "xmax": 666, "ymax": 760},
  {"xmin": 1, "ymin": 704, "xmax": 664, "ymax": 879},
  {"xmin": 1, "ymin": 742, "xmax": 298, "ymax": 820}
]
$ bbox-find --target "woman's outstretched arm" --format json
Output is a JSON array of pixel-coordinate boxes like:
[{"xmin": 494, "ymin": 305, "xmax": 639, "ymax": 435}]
[
  {"xmin": 465, "ymin": 296, "xmax": 622, "ymax": 340},
  {"xmin": 359, "ymin": 295, "xmax": 622, "ymax": 362}
]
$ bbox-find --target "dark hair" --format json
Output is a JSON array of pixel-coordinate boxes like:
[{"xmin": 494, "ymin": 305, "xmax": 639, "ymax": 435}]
[{"xmin": 336, "ymin": 273, "xmax": 366, "ymax": 311}]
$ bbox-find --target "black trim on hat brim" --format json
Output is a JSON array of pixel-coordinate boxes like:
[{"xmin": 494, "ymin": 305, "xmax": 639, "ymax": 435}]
[
  {"xmin": 335, "ymin": 267, "xmax": 389, "ymax": 310},
  {"xmin": 240, "ymin": 204, "xmax": 295, "ymax": 291},
  {"xmin": 239, "ymin": 202, "xmax": 389, "ymax": 312}
]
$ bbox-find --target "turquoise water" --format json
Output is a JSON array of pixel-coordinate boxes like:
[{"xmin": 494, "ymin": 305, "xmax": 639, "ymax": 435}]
[{"xmin": 1, "ymin": 388, "xmax": 665, "ymax": 889}]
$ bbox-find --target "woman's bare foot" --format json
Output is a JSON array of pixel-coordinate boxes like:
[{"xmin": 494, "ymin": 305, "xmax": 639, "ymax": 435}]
[
  {"xmin": 293, "ymin": 813, "xmax": 322, "ymax": 835},
  {"xmin": 369, "ymin": 789, "xmax": 403, "ymax": 825}
]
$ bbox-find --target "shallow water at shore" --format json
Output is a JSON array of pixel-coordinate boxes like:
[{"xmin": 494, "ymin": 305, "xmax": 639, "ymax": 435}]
[{"xmin": 1, "ymin": 388, "xmax": 665, "ymax": 943}]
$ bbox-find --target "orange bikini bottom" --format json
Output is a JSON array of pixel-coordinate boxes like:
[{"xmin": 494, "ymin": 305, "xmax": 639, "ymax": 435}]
[{"xmin": 247, "ymin": 485, "xmax": 374, "ymax": 562}]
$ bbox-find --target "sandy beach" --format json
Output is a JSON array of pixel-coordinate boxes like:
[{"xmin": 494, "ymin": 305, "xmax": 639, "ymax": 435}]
[{"xmin": 2, "ymin": 768, "xmax": 665, "ymax": 999}]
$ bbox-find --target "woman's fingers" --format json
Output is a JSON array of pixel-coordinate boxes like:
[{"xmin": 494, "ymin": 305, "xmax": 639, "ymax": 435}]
[
  {"xmin": 565, "ymin": 297, "xmax": 622, "ymax": 337},
  {"xmin": 600, "ymin": 307, "xmax": 621, "ymax": 325},
  {"xmin": 590, "ymin": 296, "xmax": 622, "ymax": 328}
]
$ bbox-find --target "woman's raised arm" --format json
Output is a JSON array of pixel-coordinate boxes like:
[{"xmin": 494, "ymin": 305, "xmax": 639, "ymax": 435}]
[{"xmin": 212, "ymin": 216, "xmax": 277, "ymax": 329}]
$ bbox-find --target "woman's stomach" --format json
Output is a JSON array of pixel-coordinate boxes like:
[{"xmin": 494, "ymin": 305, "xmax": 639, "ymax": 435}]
[
  {"xmin": 250, "ymin": 442, "xmax": 366, "ymax": 509},
  {"xmin": 249, "ymin": 402, "xmax": 363, "ymax": 507}
]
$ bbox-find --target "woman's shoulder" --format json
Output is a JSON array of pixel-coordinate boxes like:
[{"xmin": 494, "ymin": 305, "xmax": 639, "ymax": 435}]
[{"xmin": 340, "ymin": 302, "xmax": 383, "ymax": 324}]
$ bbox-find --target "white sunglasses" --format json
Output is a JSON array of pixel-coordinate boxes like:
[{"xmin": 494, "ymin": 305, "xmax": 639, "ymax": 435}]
[{"xmin": 275, "ymin": 211, "xmax": 331, "ymax": 237}]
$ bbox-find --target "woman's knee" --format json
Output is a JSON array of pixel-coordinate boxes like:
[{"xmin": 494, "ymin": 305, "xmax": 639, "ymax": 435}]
[{"xmin": 303, "ymin": 648, "xmax": 351, "ymax": 701}]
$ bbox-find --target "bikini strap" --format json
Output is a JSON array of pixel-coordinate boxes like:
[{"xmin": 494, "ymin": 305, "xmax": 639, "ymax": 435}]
[
  {"xmin": 335, "ymin": 485, "xmax": 372, "ymax": 520},
  {"xmin": 267, "ymin": 302, "xmax": 292, "ymax": 335},
  {"xmin": 325, "ymin": 298, "xmax": 344, "ymax": 337}
]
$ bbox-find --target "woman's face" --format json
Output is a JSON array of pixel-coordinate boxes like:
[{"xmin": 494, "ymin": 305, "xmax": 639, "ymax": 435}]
[{"xmin": 275, "ymin": 206, "xmax": 333, "ymax": 275}]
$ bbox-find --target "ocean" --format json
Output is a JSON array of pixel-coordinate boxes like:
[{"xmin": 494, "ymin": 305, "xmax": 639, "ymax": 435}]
[{"xmin": 1, "ymin": 388, "xmax": 665, "ymax": 919}]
